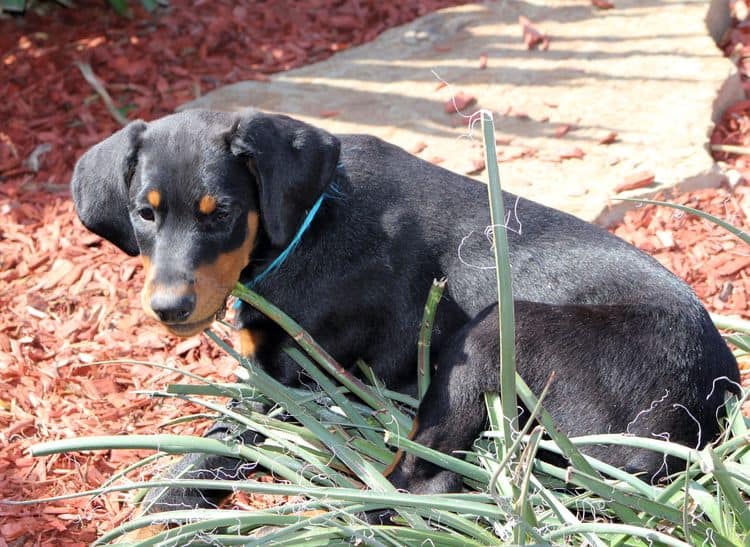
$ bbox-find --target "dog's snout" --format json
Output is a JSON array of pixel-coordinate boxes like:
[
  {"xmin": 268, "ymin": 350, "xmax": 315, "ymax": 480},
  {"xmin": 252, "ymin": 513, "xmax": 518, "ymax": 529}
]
[{"xmin": 150, "ymin": 291, "xmax": 196, "ymax": 323}]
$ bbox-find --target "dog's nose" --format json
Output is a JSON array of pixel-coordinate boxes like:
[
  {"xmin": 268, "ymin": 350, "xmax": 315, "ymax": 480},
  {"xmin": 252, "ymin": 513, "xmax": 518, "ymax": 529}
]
[{"xmin": 150, "ymin": 291, "xmax": 196, "ymax": 323}]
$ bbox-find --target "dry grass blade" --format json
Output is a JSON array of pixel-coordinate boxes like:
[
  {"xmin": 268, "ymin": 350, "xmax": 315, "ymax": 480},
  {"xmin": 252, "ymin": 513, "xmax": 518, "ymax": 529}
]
[{"xmin": 74, "ymin": 62, "xmax": 128, "ymax": 126}]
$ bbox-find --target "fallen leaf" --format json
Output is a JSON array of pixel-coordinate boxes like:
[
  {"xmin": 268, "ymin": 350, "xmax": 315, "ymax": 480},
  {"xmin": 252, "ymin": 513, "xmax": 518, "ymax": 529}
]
[{"xmin": 598, "ymin": 131, "xmax": 618, "ymax": 145}]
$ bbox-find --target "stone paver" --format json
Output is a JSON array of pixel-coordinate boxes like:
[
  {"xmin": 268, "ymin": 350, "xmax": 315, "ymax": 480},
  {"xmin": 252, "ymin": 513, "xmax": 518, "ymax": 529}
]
[{"xmin": 181, "ymin": 0, "xmax": 741, "ymax": 224}]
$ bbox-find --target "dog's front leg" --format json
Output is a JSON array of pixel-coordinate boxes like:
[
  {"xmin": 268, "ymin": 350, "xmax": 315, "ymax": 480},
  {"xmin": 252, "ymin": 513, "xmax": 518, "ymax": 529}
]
[{"xmin": 139, "ymin": 418, "xmax": 265, "ymax": 514}]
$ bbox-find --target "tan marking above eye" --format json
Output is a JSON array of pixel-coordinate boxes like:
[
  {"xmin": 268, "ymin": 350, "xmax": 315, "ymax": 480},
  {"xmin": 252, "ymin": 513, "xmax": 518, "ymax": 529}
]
[
  {"xmin": 199, "ymin": 195, "xmax": 217, "ymax": 215},
  {"xmin": 147, "ymin": 189, "xmax": 161, "ymax": 208}
]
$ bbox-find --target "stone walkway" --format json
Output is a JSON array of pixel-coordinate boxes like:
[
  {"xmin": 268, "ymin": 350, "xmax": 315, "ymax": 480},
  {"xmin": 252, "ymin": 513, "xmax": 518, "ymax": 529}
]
[{"xmin": 182, "ymin": 0, "xmax": 742, "ymax": 224}]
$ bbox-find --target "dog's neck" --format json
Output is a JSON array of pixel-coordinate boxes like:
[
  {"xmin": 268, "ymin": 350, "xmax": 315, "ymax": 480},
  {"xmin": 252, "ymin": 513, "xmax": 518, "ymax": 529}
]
[{"xmin": 235, "ymin": 164, "xmax": 344, "ymax": 304}]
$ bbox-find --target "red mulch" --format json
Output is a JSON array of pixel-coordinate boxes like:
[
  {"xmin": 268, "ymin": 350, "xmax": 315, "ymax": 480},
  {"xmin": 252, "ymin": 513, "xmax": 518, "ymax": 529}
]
[
  {"xmin": 0, "ymin": 1, "xmax": 471, "ymax": 544},
  {"xmin": 0, "ymin": 1, "xmax": 749, "ymax": 545}
]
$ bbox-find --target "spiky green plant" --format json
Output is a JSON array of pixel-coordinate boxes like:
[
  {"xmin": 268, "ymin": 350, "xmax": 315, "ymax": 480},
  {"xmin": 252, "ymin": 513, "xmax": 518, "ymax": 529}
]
[{"xmin": 8, "ymin": 113, "xmax": 750, "ymax": 546}]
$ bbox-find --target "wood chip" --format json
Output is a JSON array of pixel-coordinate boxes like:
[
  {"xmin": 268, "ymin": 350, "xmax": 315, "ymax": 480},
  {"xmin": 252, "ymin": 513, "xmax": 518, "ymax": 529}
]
[
  {"xmin": 554, "ymin": 124, "xmax": 572, "ymax": 138},
  {"xmin": 444, "ymin": 91, "xmax": 477, "ymax": 114},
  {"xmin": 518, "ymin": 15, "xmax": 550, "ymax": 50},
  {"xmin": 591, "ymin": 0, "xmax": 615, "ymax": 9},
  {"xmin": 409, "ymin": 141, "xmax": 428, "ymax": 154},
  {"xmin": 461, "ymin": 157, "xmax": 486, "ymax": 175},
  {"xmin": 615, "ymin": 171, "xmax": 656, "ymax": 193},
  {"xmin": 598, "ymin": 131, "xmax": 618, "ymax": 145},
  {"xmin": 558, "ymin": 147, "xmax": 585, "ymax": 160}
]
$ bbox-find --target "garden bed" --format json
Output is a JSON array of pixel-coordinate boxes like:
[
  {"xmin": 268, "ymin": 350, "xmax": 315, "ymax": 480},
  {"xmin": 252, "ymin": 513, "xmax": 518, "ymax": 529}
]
[{"xmin": 0, "ymin": 1, "xmax": 748, "ymax": 544}]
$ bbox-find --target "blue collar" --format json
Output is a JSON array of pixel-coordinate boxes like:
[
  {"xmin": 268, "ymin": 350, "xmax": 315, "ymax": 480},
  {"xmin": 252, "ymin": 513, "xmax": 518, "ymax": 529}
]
[{"xmin": 233, "ymin": 167, "xmax": 343, "ymax": 308}]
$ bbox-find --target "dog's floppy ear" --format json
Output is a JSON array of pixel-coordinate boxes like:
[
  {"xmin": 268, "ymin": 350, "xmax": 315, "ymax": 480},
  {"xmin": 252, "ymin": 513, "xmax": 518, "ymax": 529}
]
[
  {"xmin": 71, "ymin": 120, "xmax": 147, "ymax": 256},
  {"xmin": 228, "ymin": 111, "xmax": 341, "ymax": 247}
]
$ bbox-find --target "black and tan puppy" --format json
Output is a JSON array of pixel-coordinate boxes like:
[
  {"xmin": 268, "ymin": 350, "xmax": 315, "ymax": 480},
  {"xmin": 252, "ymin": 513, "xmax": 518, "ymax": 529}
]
[{"xmin": 71, "ymin": 109, "xmax": 739, "ymax": 511}]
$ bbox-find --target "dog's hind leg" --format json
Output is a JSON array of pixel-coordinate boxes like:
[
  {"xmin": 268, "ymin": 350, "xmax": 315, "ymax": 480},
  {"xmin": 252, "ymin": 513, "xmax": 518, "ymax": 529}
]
[{"xmin": 386, "ymin": 299, "xmax": 739, "ymax": 495}]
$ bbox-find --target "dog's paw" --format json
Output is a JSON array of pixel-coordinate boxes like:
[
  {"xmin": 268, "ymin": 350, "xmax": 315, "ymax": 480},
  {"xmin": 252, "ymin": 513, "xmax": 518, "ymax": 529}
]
[{"xmin": 361, "ymin": 508, "xmax": 398, "ymax": 525}]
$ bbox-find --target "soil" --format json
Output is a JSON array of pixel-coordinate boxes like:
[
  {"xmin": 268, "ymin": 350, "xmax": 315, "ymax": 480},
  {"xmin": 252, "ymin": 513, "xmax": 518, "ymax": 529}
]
[{"xmin": 0, "ymin": 1, "xmax": 747, "ymax": 544}]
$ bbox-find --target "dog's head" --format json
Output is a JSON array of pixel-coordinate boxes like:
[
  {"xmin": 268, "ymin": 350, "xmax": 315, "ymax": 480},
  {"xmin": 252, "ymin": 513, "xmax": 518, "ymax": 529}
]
[{"xmin": 71, "ymin": 110, "xmax": 340, "ymax": 336}]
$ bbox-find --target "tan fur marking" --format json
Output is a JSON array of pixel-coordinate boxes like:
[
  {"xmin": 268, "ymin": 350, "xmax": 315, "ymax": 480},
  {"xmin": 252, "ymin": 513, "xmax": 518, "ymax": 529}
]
[
  {"xmin": 382, "ymin": 416, "xmax": 420, "ymax": 478},
  {"xmin": 140, "ymin": 255, "xmax": 157, "ymax": 320},
  {"xmin": 239, "ymin": 328, "xmax": 262, "ymax": 358},
  {"xmin": 147, "ymin": 189, "xmax": 161, "ymax": 208},
  {"xmin": 199, "ymin": 195, "xmax": 217, "ymax": 215},
  {"xmin": 141, "ymin": 212, "xmax": 260, "ymax": 337},
  {"xmin": 191, "ymin": 211, "xmax": 258, "ymax": 322}
]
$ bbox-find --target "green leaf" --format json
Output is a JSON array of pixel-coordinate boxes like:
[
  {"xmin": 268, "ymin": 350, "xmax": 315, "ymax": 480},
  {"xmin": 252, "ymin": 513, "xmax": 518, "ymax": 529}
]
[
  {"xmin": 108, "ymin": 0, "xmax": 130, "ymax": 16},
  {"xmin": 709, "ymin": 448, "xmax": 750, "ymax": 531},
  {"xmin": 1, "ymin": 0, "xmax": 25, "ymax": 13},
  {"xmin": 544, "ymin": 523, "xmax": 692, "ymax": 547},
  {"xmin": 481, "ymin": 111, "xmax": 518, "ymax": 453},
  {"xmin": 418, "ymin": 278, "xmax": 446, "ymax": 400}
]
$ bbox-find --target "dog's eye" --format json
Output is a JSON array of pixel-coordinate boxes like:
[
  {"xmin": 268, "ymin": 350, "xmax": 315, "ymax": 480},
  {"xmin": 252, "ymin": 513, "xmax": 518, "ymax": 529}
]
[
  {"xmin": 138, "ymin": 207, "xmax": 155, "ymax": 222},
  {"xmin": 214, "ymin": 209, "xmax": 230, "ymax": 222}
]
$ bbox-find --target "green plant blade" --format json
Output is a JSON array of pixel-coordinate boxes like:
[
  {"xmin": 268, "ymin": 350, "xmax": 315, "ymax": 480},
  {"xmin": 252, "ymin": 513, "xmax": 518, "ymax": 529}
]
[
  {"xmin": 480, "ymin": 110, "xmax": 518, "ymax": 453},
  {"xmin": 418, "ymin": 278, "xmax": 446, "ymax": 400}
]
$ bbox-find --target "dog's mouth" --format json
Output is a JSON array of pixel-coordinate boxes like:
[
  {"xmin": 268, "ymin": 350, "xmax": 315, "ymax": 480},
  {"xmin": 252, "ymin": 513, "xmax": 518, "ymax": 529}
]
[
  {"xmin": 161, "ymin": 297, "xmax": 230, "ymax": 337},
  {"xmin": 163, "ymin": 317, "xmax": 215, "ymax": 337}
]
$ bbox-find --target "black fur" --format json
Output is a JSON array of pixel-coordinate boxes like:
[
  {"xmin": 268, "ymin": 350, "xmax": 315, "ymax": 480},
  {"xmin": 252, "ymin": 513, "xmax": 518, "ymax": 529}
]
[
  {"xmin": 71, "ymin": 120, "xmax": 147, "ymax": 256},
  {"xmin": 71, "ymin": 109, "xmax": 740, "ymax": 512},
  {"xmin": 229, "ymin": 113, "xmax": 341, "ymax": 247}
]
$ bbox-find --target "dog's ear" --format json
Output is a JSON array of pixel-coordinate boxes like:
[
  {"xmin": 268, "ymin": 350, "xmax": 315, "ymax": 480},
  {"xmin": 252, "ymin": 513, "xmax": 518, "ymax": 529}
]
[
  {"xmin": 228, "ymin": 111, "xmax": 341, "ymax": 247},
  {"xmin": 71, "ymin": 120, "xmax": 147, "ymax": 256}
]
